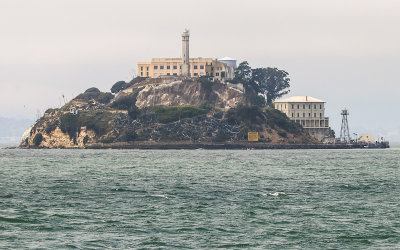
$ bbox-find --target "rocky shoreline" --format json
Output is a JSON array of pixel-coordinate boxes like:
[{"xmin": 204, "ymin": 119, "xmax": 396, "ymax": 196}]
[{"xmin": 79, "ymin": 141, "xmax": 367, "ymax": 149}]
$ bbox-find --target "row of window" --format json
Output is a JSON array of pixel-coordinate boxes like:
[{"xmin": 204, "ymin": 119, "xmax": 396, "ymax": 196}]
[
  {"xmin": 296, "ymin": 120, "xmax": 327, "ymax": 127},
  {"xmin": 291, "ymin": 104, "xmax": 323, "ymax": 110},
  {"xmin": 151, "ymin": 72, "xmax": 206, "ymax": 77},
  {"xmin": 152, "ymin": 65, "xmax": 205, "ymax": 70},
  {"xmin": 277, "ymin": 104, "xmax": 323, "ymax": 110},
  {"xmin": 291, "ymin": 113, "xmax": 323, "ymax": 118}
]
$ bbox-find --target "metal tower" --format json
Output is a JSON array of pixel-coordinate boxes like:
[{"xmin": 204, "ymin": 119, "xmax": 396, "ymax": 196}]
[{"xmin": 340, "ymin": 109, "xmax": 351, "ymax": 143}]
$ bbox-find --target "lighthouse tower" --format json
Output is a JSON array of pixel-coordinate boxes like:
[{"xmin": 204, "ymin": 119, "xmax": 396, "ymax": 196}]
[{"xmin": 181, "ymin": 29, "xmax": 190, "ymax": 77}]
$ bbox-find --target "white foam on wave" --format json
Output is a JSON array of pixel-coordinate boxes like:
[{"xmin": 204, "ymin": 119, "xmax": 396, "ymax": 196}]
[
  {"xmin": 152, "ymin": 194, "xmax": 169, "ymax": 199},
  {"xmin": 269, "ymin": 192, "xmax": 286, "ymax": 197}
]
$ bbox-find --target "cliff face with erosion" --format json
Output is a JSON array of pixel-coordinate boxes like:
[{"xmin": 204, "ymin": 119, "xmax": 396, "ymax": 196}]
[{"xmin": 127, "ymin": 79, "xmax": 245, "ymax": 110}]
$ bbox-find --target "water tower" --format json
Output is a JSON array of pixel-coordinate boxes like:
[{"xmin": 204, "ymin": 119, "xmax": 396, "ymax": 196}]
[{"xmin": 340, "ymin": 109, "xmax": 351, "ymax": 143}]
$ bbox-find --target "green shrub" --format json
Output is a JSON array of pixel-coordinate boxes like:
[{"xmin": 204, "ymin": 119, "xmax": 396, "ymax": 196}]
[
  {"xmin": 120, "ymin": 128, "xmax": 137, "ymax": 142},
  {"xmin": 60, "ymin": 113, "xmax": 79, "ymax": 139},
  {"xmin": 78, "ymin": 111, "xmax": 112, "ymax": 136},
  {"xmin": 226, "ymin": 104, "xmax": 264, "ymax": 125},
  {"xmin": 278, "ymin": 131, "xmax": 287, "ymax": 138},
  {"xmin": 111, "ymin": 81, "xmax": 129, "ymax": 93},
  {"xmin": 152, "ymin": 105, "xmax": 210, "ymax": 123},
  {"xmin": 215, "ymin": 130, "xmax": 230, "ymax": 142},
  {"xmin": 96, "ymin": 92, "xmax": 114, "ymax": 104},
  {"xmin": 74, "ymin": 88, "xmax": 113, "ymax": 104},
  {"xmin": 33, "ymin": 133, "xmax": 43, "ymax": 146},
  {"xmin": 128, "ymin": 106, "xmax": 140, "ymax": 120},
  {"xmin": 84, "ymin": 87, "xmax": 100, "ymax": 93},
  {"xmin": 60, "ymin": 111, "xmax": 112, "ymax": 139},
  {"xmin": 111, "ymin": 87, "xmax": 143, "ymax": 110},
  {"xmin": 45, "ymin": 120, "xmax": 59, "ymax": 134},
  {"xmin": 265, "ymin": 108, "xmax": 302, "ymax": 133}
]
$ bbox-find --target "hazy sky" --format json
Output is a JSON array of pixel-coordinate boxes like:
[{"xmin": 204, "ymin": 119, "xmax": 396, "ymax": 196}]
[{"xmin": 1, "ymin": 0, "xmax": 399, "ymax": 141}]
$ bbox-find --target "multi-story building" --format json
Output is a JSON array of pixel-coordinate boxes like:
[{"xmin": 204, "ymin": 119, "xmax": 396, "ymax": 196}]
[
  {"xmin": 274, "ymin": 96, "xmax": 330, "ymax": 141},
  {"xmin": 137, "ymin": 30, "xmax": 235, "ymax": 81},
  {"xmin": 137, "ymin": 58, "xmax": 234, "ymax": 81}
]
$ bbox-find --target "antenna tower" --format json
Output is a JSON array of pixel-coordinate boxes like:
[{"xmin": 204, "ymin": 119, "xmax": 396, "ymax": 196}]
[{"xmin": 340, "ymin": 109, "xmax": 351, "ymax": 143}]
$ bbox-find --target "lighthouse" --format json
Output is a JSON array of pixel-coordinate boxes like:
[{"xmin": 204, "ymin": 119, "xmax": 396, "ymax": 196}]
[{"xmin": 181, "ymin": 29, "xmax": 190, "ymax": 77}]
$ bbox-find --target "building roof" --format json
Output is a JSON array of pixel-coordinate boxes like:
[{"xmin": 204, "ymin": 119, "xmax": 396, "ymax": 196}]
[
  {"xmin": 218, "ymin": 57, "xmax": 236, "ymax": 61},
  {"xmin": 274, "ymin": 96, "xmax": 325, "ymax": 103}
]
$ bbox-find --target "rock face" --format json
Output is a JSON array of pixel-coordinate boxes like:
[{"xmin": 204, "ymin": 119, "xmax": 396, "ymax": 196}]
[
  {"xmin": 20, "ymin": 77, "xmax": 316, "ymax": 149},
  {"xmin": 134, "ymin": 79, "xmax": 245, "ymax": 110},
  {"xmin": 20, "ymin": 111, "xmax": 98, "ymax": 148}
]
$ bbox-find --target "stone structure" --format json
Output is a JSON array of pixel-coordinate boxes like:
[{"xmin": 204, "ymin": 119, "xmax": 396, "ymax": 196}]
[
  {"xmin": 137, "ymin": 30, "xmax": 235, "ymax": 81},
  {"xmin": 181, "ymin": 29, "xmax": 190, "ymax": 77},
  {"xmin": 274, "ymin": 96, "xmax": 330, "ymax": 141}
]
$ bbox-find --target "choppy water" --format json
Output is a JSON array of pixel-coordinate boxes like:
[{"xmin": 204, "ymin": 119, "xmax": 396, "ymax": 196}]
[{"xmin": 0, "ymin": 148, "xmax": 399, "ymax": 249}]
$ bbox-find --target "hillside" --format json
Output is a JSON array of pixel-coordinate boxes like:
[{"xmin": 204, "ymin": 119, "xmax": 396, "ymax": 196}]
[{"xmin": 20, "ymin": 77, "xmax": 317, "ymax": 149}]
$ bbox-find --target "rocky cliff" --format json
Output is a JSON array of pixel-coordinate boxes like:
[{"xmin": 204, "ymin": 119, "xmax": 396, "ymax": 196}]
[{"xmin": 20, "ymin": 77, "xmax": 317, "ymax": 148}]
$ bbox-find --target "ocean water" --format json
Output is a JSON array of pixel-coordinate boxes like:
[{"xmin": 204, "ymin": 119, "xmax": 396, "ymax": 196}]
[{"xmin": 0, "ymin": 148, "xmax": 399, "ymax": 249}]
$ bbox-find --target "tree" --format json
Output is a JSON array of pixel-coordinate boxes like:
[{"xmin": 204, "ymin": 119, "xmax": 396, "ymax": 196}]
[
  {"xmin": 233, "ymin": 61, "xmax": 252, "ymax": 83},
  {"xmin": 84, "ymin": 87, "xmax": 100, "ymax": 93},
  {"xmin": 250, "ymin": 67, "xmax": 290, "ymax": 105},
  {"xmin": 111, "ymin": 81, "xmax": 127, "ymax": 94}
]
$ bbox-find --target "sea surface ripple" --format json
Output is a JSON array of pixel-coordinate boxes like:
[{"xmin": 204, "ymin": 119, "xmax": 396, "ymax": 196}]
[{"xmin": 0, "ymin": 148, "xmax": 399, "ymax": 249}]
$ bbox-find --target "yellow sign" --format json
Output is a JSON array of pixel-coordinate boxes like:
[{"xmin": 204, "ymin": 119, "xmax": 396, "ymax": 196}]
[{"xmin": 248, "ymin": 132, "xmax": 259, "ymax": 142}]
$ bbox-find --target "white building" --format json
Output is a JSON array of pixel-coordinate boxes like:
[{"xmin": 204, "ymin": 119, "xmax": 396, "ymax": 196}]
[{"xmin": 274, "ymin": 96, "xmax": 331, "ymax": 141}]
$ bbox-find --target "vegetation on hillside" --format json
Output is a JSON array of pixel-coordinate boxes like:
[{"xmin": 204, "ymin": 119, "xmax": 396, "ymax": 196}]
[
  {"xmin": 74, "ymin": 87, "xmax": 113, "ymax": 104},
  {"xmin": 151, "ymin": 105, "xmax": 211, "ymax": 123},
  {"xmin": 59, "ymin": 111, "xmax": 112, "ymax": 139},
  {"xmin": 231, "ymin": 61, "xmax": 290, "ymax": 105}
]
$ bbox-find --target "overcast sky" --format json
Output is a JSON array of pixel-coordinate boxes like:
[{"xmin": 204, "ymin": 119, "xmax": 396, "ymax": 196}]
[{"xmin": 1, "ymin": 0, "xmax": 399, "ymax": 141}]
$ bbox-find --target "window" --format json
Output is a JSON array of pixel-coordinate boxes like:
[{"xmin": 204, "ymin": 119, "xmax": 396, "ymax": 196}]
[
  {"xmin": 140, "ymin": 72, "xmax": 143, "ymax": 76},
  {"xmin": 146, "ymin": 72, "xmax": 149, "ymax": 76},
  {"xmin": 180, "ymin": 66, "xmax": 182, "ymax": 69},
  {"xmin": 154, "ymin": 66, "xmax": 158, "ymax": 70},
  {"xmin": 308, "ymin": 113, "xmax": 311, "ymax": 117},
  {"xmin": 320, "ymin": 113, "xmax": 322, "ymax": 118},
  {"xmin": 194, "ymin": 65, "xmax": 198, "ymax": 69},
  {"xmin": 309, "ymin": 104, "xmax": 311, "ymax": 109},
  {"xmin": 320, "ymin": 104, "xmax": 322, "ymax": 109},
  {"xmin": 200, "ymin": 65, "xmax": 204, "ymax": 69},
  {"xmin": 297, "ymin": 113, "xmax": 300, "ymax": 117},
  {"xmin": 297, "ymin": 104, "xmax": 299, "ymax": 109},
  {"xmin": 160, "ymin": 66, "xmax": 164, "ymax": 70},
  {"xmin": 140, "ymin": 66, "xmax": 143, "ymax": 71},
  {"xmin": 194, "ymin": 73, "xmax": 198, "ymax": 76},
  {"xmin": 173, "ymin": 73, "xmax": 177, "ymax": 76},
  {"xmin": 291, "ymin": 104, "xmax": 294, "ymax": 109},
  {"xmin": 147, "ymin": 66, "xmax": 149, "ymax": 70},
  {"xmin": 167, "ymin": 73, "xmax": 170, "ymax": 76},
  {"xmin": 292, "ymin": 113, "xmax": 294, "ymax": 117},
  {"xmin": 314, "ymin": 104, "xmax": 316, "ymax": 109},
  {"xmin": 303, "ymin": 113, "xmax": 305, "ymax": 117},
  {"xmin": 173, "ymin": 65, "xmax": 177, "ymax": 69},
  {"xmin": 285, "ymin": 104, "xmax": 287, "ymax": 109},
  {"xmin": 314, "ymin": 113, "xmax": 316, "ymax": 117},
  {"xmin": 303, "ymin": 104, "xmax": 305, "ymax": 109},
  {"xmin": 216, "ymin": 72, "xmax": 220, "ymax": 76},
  {"xmin": 167, "ymin": 66, "xmax": 170, "ymax": 69}
]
